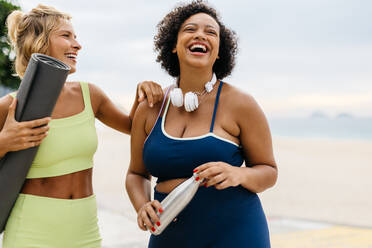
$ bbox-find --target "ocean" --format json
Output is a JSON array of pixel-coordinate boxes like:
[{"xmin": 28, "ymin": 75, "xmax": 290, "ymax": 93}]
[{"xmin": 268, "ymin": 117, "xmax": 372, "ymax": 140}]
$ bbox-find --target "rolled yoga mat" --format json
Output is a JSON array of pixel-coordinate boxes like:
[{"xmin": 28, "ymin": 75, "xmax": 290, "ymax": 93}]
[{"xmin": 0, "ymin": 53, "xmax": 70, "ymax": 233}]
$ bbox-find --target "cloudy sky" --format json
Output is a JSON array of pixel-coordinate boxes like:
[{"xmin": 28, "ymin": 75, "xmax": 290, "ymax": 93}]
[{"xmin": 18, "ymin": 0, "xmax": 372, "ymax": 117}]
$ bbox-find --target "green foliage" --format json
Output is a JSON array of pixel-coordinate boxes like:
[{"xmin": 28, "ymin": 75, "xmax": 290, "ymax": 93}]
[{"xmin": 0, "ymin": 0, "xmax": 20, "ymax": 89}]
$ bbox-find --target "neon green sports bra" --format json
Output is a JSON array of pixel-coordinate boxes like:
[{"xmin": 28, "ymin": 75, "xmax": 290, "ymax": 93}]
[{"xmin": 10, "ymin": 82, "xmax": 98, "ymax": 178}]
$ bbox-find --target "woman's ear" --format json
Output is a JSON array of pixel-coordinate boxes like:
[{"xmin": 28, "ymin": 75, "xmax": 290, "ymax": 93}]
[{"xmin": 172, "ymin": 47, "xmax": 177, "ymax": 53}]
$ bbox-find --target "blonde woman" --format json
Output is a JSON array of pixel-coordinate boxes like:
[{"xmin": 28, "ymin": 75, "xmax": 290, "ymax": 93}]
[{"xmin": 0, "ymin": 4, "xmax": 162, "ymax": 248}]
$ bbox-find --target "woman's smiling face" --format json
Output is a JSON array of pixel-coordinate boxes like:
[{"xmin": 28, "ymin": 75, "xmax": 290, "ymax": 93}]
[
  {"xmin": 173, "ymin": 13, "xmax": 220, "ymax": 70},
  {"xmin": 48, "ymin": 20, "xmax": 81, "ymax": 74}
]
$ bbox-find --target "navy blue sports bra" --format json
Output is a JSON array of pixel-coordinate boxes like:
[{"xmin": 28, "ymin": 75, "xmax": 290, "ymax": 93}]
[{"xmin": 143, "ymin": 82, "xmax": 244, "ymax": 183}]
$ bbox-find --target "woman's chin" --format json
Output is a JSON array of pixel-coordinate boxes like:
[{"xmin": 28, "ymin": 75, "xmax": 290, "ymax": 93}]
[
  {"xmin": 60, "ymin": 59, "xmax": 77, "ymax": 73},
  {"xmin": 68, "ymin": 66, "xmax": 76, "ymax": 74},
  {"xmin": 188, "ymin": 61, "xmax": 212, "ymax": 70},
  {"xmin": 184, "ymin": 57, "xmax": 215, "ymax": 69}
]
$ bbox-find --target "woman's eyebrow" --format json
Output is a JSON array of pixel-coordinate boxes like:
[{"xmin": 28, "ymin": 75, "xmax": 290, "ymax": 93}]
[
  {"xmin": 183, "ymin": 22, "xmax": 218, "ymax": 30},
  {"xmin": 183, "ymin": 23, "xmax": 218, "ymax": 29},
  {"xmin": 206, "ymin": 24, "xmax": 218, "ymax": 29},
  {"xmin": 183, "ymin": 23, "xmax": 198, "ymax": 27},
  {"xmin": 59, "ymin": 30, "xmax": 77, "ymax": 38},
  {"xmin": 59, "ymin": 29, "xmax": 71, "ymax": 33}
]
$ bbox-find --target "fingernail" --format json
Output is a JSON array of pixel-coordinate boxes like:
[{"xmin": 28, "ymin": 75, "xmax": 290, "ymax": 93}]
[
  {"xmin": 150, "ymin": 103, "xmax": 153, "ymax": 107},
  {"xmin": 159, "ymin": 208, "xmax": 163, "ymax": 213},
  {"xmin": 151, "ymin": 227, "xmax": 156, "ymax": 232},
  {"xmin": 156, "ymin": 222, "xmax": 161, "ymax": 226},
  {"xmin": 195, "ymin": 177, "xmax": 200, "ymax": 181},
  {"xmin": 193, "ymin": 169, "xmax": 198, "ymax": 173}
]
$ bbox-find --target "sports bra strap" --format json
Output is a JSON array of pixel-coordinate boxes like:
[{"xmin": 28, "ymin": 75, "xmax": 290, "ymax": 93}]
[
  {"xmin": 78, "ymin": 82, "xmax": 94, "ymax": 116},
  {"xmin": 144, "ymin": 86, "xmax": 172, "ymax": 144},
  {"xmin": 210, "ymin": 81, "xmax": 224, "ymax": 132},
  {"xmin": 158, "ymin": 86, "xmax": 173, "ymax": 121}
]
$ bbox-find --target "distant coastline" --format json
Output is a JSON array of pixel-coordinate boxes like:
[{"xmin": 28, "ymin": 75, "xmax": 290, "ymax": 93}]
[{"xmin": 269, "ymin": 116, "xmax": 372, "ymax": 140}]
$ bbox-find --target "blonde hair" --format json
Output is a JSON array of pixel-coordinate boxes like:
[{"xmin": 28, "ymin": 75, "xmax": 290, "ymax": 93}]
[{"xmin": 6, "ymin": 4, "xmax": 71, "ymax": 78}]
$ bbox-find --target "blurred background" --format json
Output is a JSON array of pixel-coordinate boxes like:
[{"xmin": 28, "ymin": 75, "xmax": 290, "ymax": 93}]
[
  {"xmin": 1, "ymin": 0, "xmax": 371, "ymax": 247},
  {"xmin": 3, "ymin": 0, "xmax": 371, "ymax": 138}
]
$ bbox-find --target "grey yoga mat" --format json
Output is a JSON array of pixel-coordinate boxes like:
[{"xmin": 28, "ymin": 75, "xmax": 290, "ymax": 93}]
[{"xmin": 0, "ymin": 53, "xmax": 70, "ymax": 233}]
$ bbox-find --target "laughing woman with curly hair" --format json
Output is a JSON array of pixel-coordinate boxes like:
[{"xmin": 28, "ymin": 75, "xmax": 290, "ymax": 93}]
[{"xmin": 126, "ymin": 1, "xmax": 277, "ymax": 247}]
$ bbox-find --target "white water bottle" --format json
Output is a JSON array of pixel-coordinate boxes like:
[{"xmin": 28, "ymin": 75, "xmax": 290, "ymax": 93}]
[{"xmin": 150, "ymin": 173, "xmax": 203, "ymax": 235}]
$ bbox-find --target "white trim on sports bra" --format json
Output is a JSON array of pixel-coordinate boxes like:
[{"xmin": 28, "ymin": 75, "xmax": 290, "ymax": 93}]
[{"xmin": 161, "ymin": 97, "xmax": 240, "ymax": 147}]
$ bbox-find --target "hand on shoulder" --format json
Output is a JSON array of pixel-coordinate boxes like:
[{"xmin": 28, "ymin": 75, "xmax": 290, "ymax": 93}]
[{"xmin": 137, "ymin": 81, "xmax": 164, "ymax": 107}]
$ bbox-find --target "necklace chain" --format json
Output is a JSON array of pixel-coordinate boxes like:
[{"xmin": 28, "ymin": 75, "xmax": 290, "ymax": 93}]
[
  {"xmin": 196, "ymin": 81, "xmax": 218, "ymax": 107},
  {"xmin": 176, "ymin": 79, "xmax": 217, "ymax": 97}
]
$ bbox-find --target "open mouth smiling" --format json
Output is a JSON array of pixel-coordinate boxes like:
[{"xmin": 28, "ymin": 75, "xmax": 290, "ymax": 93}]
[
  {"xmin": 188, "ymin": 43, "xmax": 209, "ymax": 54},
  {"xmin": 65, "ymin": 53, "xmax": 77, "ymax": 61}
]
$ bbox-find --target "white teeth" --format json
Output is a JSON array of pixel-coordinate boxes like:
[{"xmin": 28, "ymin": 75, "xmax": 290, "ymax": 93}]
[
  {"xmin": 65, "ymin": 54, "xmax": 77, "ymax": 59},
  {"xmin": 190, "ymin": 44, "xmax": 207, "ymax": 52}
]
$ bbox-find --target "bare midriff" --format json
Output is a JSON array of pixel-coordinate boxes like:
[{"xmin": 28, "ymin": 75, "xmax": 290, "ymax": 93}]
[
  {"xmin": 21, "ymin": 168, "xmax": 93, "ymax": 199},
  {"xmin": 155, "ymin": 178, "xmax": 188, "ymax": 194}
]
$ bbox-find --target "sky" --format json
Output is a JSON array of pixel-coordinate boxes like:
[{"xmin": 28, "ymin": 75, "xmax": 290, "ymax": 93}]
[{"xmin": 17, "ymin": 0, "xmax": 372, "ymax": 118}]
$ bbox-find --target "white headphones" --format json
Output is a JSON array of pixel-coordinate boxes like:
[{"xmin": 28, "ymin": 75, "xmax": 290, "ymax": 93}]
[{"xmin": 170, "ymin": 74, "xmax": 217, "ymax": 112}]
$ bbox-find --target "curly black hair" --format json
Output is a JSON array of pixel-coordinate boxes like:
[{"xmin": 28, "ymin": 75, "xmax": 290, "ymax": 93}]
[{"xmin": 154, "ymin": 0, "xmax": 238, "ymax": 80}]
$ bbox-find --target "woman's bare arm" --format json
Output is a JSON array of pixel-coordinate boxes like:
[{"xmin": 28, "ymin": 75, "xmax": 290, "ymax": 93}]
[
  {"xmin": 196, "ymin": 86, "xmax": 277, "ymax": 193},
  {"xmin": 89, "ymin": 82, "xmax": 163, "ymax": 134}
]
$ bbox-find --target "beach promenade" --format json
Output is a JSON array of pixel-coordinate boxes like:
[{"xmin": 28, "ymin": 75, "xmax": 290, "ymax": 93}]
[{"xmin": 1, "ymin": 125, "xmax": 372, "ymax": 247}]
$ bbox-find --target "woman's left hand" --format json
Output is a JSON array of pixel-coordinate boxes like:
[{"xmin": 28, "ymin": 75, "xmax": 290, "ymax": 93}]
[
  {"xmin": 137, "ymin": 81, "xmax": 163, "ymax": 107},
  {"xmin": 195, "ymin": 162, "xmax": 242, "ymax": 190}
]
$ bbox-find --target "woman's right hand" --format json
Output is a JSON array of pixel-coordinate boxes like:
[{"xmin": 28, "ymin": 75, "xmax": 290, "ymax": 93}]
[
  {"xmin": 137, "ymin": 200, "xmax": 163, "ymax": 231},
  {"xmin": 137, "ymin": 81, "xmax": 164, "ymax": 108},
  {"xmin": 0, "ymin": 98, "xmax": 51, "ymax": 156}
]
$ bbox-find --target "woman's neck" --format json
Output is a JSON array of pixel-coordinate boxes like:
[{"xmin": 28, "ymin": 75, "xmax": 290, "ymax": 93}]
[{"xmin": 178, "ymin": 67, "xmax": 213, "ymax": 93}]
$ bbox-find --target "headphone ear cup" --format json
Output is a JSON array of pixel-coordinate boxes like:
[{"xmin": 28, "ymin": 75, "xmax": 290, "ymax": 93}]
[
  {"xmin": 205, "ymin": 73, "xmax": 217, "ymax": 93},
  {"xmin": 170, "ymin": 88, "xmax": 183, "ymax": 107},
  {"xmin": 184, "ymin": 92, "xmax": 198, "ymax": 112}
]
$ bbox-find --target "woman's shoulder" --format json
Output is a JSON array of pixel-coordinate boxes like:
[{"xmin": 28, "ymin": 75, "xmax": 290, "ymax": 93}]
[
  {"xmin": 0, "ymin": 94, "xmax": 14, "ymax": 110},
  {"xmin": 220, "ymin": 81, "xmax": 258, "ymax": 110},
  {"xmin": 64, "ymin": 81, "xmax": 84, "ymax": 93},
  {"xmin": 136, "ymin": 85, "xmax": 169, "ymax": 118},
  {"xmin": 220, "ymin": 81, "xmax": 267, "ymax": 126},
  {"xmin": 135, "ymin": 85, "xmax": 170, "ymax": 133},
  {"xmin": 0, "ymin": 94, "xmax": 14, "ymax": 120},
  {"xmin": 67, "ymin": 82, "xmax": 103, "ymax": 103},
  {"xmin": 65, "ymin": 81, "xmax": 92, "ymax": 90},
  {"xmin": 65, "ymin": 81, "xmax": 96, "ymax": 90}
]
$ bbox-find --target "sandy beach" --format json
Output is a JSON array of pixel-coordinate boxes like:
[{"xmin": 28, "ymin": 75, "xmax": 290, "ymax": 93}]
[{"xmin": 262, "ymin": 136, "xmax": 372, "ymax": 227}]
